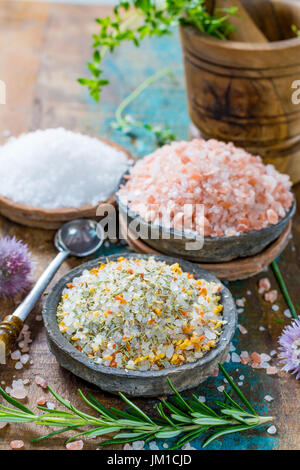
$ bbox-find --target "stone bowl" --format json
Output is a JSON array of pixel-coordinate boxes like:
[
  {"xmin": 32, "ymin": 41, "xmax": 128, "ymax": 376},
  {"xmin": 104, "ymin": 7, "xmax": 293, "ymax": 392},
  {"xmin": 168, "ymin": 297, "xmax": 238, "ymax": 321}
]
[
  {"xmin": 43, "ymin": 253, "xmax": 237, "ymax": 397},
  {"xmin": 117, "ymin": 174, "xmax": 296, "ymax": 263}
]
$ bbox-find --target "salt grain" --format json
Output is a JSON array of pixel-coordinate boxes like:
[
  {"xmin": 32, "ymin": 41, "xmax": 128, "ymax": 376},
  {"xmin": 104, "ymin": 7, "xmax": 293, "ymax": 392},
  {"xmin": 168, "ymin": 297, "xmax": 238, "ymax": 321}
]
[
  {"xmin": 272, "ymin": 304, "xmax": 280, "ymax": 312},
  {"xmin": 15, "ymin": 361, "xmax": 23, "ymax": 370},
  {"xmin": 267, "ymin": 425, "xmax": 277, "ymax": 435},
  {"xmin": 0, "ymin": 128, "xmax": 130, "ymax": 209},
  {"xmin": 266, "ymin": 366, "xmax": 278, "ymax": 375},
  {"xmin": 132, "ymin": 441, "xmax": 145, "ymax": 450},
  {"xmin": 238, "ymin": 324, "xmax": 248, "ymax": 335},
  {"xmin": 264, "ymin": 395, "xmax": 274, "ymax": 402},
  {"xmin": 231, "ymin": 352, "xmax": 241, "ymax": 363},
  {"xmin": 264, "ymin": 290, "xmax": 278, "ymax": 303},
  {"xmin": 36, "ymin": 396, "xmax": 47, "ymax": 406},
  {"xmin": 10, "ymin": 440, "xmax": 24, "ymax": 449},
  {"xmin": 11, "ymin": 350, "xmax": 21, "ymax": 361},
  {"xmin": 284, "ymin": 309, "xmax": 291, "ymax": 318},
  {"xmin": 66, "ymin": 440, "xmax": 84, "ymax": 450}
]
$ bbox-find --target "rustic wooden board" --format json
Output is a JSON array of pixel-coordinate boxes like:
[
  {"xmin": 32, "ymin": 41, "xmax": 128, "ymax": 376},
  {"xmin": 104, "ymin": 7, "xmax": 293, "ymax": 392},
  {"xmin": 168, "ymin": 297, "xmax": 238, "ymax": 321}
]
[{"xmin": 0, "ymin": 1, "xmax": 300, "ymax": 450}]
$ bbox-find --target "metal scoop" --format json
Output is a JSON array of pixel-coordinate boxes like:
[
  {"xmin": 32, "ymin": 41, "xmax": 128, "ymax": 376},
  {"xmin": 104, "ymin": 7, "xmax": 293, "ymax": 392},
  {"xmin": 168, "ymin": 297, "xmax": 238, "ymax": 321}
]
[{"xmin": 0, "ymin": 219, "xmax": 104, "ymax": 364}]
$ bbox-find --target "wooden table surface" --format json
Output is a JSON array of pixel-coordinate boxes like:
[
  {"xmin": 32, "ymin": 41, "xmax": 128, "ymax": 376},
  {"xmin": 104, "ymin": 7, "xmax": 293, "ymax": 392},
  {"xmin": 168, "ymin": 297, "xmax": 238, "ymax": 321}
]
[{"xmin": 0, "ymin": 0, "xmax": 300, "ymax": 450}]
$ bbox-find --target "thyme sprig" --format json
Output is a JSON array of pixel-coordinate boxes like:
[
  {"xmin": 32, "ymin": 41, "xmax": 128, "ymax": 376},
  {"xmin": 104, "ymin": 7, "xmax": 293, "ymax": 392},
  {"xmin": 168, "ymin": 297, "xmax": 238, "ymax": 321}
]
[
  {"xmin": 112, "ymin": 67, "xmax": 177, "ymax": 146},
  {"xmin": 0, "ymin": 363, "xmax": 273, "ymax": 449},
  {"xmin": 78, "ymin": 0, "xmax": 237, "ymax": 101}
]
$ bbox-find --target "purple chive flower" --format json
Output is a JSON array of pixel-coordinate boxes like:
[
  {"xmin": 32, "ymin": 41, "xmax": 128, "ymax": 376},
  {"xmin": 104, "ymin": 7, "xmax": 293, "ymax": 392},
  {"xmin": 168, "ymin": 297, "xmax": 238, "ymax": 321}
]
[
  {"xmin": 0, "ymin": 236, "xmax": 32, "ymax": 297},
  {"xmin": 278, "ymin": 317, "xmax": 300, "ymax": 379}
]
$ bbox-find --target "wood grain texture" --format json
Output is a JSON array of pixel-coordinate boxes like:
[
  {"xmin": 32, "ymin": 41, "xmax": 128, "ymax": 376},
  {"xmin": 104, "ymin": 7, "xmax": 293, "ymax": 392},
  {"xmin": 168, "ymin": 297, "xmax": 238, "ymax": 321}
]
[
  {"xmin": 181, "ymin": 0, "xmax": 300, "ymax": 183},
  {"xmin": 0, "ymin": 1, "xmax": 299, "ymax": 450}
]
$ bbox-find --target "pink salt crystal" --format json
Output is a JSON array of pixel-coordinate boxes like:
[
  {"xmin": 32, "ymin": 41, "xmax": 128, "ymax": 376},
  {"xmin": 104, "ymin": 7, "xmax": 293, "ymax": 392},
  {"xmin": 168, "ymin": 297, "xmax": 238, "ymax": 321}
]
[
  {"xmin": 23, "ymin": 379, "xmax": 30, "ymax": 385},
  {"xmin": 259, "ymin": 278, "xmax": 271, "ymax": 293},
  {"xmin": 238, "ymin": 324, "xmax": 248, "ymax": 335},
  {"xmin": 241, "ymin": 356, "xmax": 250, "ymax": 365},
  {"xmin": 217, "ymin": 386, "xmax": 225, "ymax": 392},
  {"xmin": 211, "ymin": 369, "xmax": 218, "ymax": 377},
  {"xmin": 251, "ymin": 352, "xmax": 261, "ymax": 363},
  {"xmin": 35, "ymin": 376, "xmax": 47, "ymax": 389},
  {"xmin": 66, "ymin": 440, "xmax": 84, "ymax": 450},
  {"xmin": 10, "ymin": 440, "xmax": 24, "ymax": 449},
  {"xmin": 20, "ymin": 354, "xmax": 29, "ymax": 365},
  {"xmin": 36, "ymin": 396, "xmax": 47, "ymax": 406},
  {"xmin": 252, "ymin": 362, "xmax": 262, "ymax": 369},
  {"xmin": 264, "ymin": 290, "xmax": 278, "ymax": 303},
  {"xmin": 118, "ymin": 139, "xmax": 293, "ymax": 237},
  {"xmin": 266, "ymin": 366, "xmax": 278, "ymax": 375}
]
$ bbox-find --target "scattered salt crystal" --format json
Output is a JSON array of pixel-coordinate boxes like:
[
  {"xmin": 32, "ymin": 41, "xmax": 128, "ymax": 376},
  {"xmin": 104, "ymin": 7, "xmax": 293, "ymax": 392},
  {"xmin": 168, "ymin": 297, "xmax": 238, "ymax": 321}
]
[
  {"xmin": 132, "ymin": 441, "xmax": 145, "ymax": 450},
  {"xmin": 246, "ymin": 290, "xmax": 252, "ymax": 295},
  {"xmin": 267, "ymin": 366, "xmax": 278, "ymax": 375},
  {"xmin": 239, "ymin": 375, "xmax": 245, "ymax": 380},
  {"xmin": 123, "ymin": 444, "xmax": 133, "ymax": 450},
  {"xmin": 23, "ymin": 379, "xmax": 30, "ymax": 385},
  {"xmin": 10, "ymin": 388, "xmax": 27, "ymax": 400},
  {"xmin": 10, "ymin": 440, "xmax": 24, "ymax": 449},
  {"xmin": 35, "ymin": 376, "xmax": 47, "ymax": 389},
  {"xmin": 229, "ymin": 343, "xmax": 236, "ymax": 352},
  {"xmin": 258, "ymin": 278, "xmax": 271, "ymax": 293},
  {"xmin": 217, "ymin": 385, "xmax": 225, "ymax": 392},
  {"xmin": 270, "ymin": 350, "xmax": 277, "ymax": 357},
  {"xmin": 264, "ymin": 290, "xmax": 278, "ymax": 303},
  {"xmin": 267, "ymin": 425, "xmax": 277, "ymax": 435},
  {"xmin": 36, "ymin": 396, "xmax": 47, "ymax": 406},
  {"xmin": 260, "ymin": 353, "xmax": 271, "ymax": 362},
  {"xmin": 236, "ymin": 297, "xmax": 246, "ymax": 307},
  {"xmin": 251, "ymin": 352, "xmax": 261, "ymax": 363},
  {"xmin": 237, "ymin": 308, "xmax": 244, "ymax": 314},
  {"xmin": 11, "ymin": 350, "xmax": 21, "ymax": 361},
  {"xmin": 181, "ymin": 443, "xmax": 196, "ymax": 450},
  {"xmin": 260, "ymin": 362, "xmax": 270, "ymax": 369},
  {"xmin": 15, "ymin": 361, "xmax": 23, "ymax": 370},
  {"xmin": 118, "ymin": 139, "xmax": 293, "ymax": 237},
  {"xmin": 264, "ymin": 395, "xmax": 274, "ymax": 402},
  {"xmin": 198, "ymin": 396, "xmax": 206, "ymax": 403},
  {"xmin": 231, "ymin": 352, "xmax": 241, "ymax": 363},
  {"xmin": 272, "ymin": 304, "xmax": 280, "ymax": 312},
  {"xmin": 238, "ymin": 324, "xmax": 248, "ymax": 335},
  {"xmin": 238, "ymin": 382, "xmax": 243, "ymax": 386},
  {"xmin": 5, "ymin": 387, "xmax": 12, "ymax": 394},
  {"xmin": 20, "ymin": 354, "xmax": 29, "ymax": 365},
  {"xmin": 284, "ymin": 309, "xmax": 291, "ymax": 318},
  {"xmin": 163, "ymin": 443, "xmax": 168, "ymax": 448},
  {"xmin": 1, "ymin": 381, "xmax": 4, "ymax": 385},
  {"xmin": 149, "ymin": 441, "xmax": 159, "ymax": 450},
  {"xmin": 46, "ymin": 402, "xmax": 55, "ymax": 410},
  {"xmin": 66, "ymin": 440, "xmax": 84, "ymax": 450},
  {"xmin": 0, "ymin": 128, "xmax": 130, "ymax": 209}
]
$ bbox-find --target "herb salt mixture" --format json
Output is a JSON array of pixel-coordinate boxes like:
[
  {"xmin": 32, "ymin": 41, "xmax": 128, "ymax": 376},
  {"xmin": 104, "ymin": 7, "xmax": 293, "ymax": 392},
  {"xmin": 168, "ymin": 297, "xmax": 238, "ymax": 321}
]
[{"xmin": 57, "ymin": 257, "xmax": 225, "ymax": 370}]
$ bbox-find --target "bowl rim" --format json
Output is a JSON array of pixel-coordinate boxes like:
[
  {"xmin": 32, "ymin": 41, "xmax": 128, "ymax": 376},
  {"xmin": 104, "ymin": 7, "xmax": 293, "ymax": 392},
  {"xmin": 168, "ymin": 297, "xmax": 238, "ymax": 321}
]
[
  {"xmin": 43, "ymin": 253, "xmax": 237, "ymax": 379},
  {"xmin": 0, "ymin": 137, "xmax": 134, "ymax": 220},
  {"xmin": 116, "ymin": 172, "xmax": 296, "ymax": 243}
]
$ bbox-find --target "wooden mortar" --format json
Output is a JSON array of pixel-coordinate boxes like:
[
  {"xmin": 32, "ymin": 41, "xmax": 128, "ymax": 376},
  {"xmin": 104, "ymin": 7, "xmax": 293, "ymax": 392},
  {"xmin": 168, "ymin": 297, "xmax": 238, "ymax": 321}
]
[{"xmin": 181, "ymin": 0, "xmax": 300, "ymax": 182}]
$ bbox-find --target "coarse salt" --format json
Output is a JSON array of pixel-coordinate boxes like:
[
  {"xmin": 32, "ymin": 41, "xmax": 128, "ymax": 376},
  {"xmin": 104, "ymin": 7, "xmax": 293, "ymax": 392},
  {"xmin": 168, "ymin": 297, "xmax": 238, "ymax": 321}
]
[
  {"xmin": 0, "ymin": 128, "xmax": 130, "ymax": 209},
  {"xmin": 118, "ymin": 139, "xmax": 293, "ymax": 237}
]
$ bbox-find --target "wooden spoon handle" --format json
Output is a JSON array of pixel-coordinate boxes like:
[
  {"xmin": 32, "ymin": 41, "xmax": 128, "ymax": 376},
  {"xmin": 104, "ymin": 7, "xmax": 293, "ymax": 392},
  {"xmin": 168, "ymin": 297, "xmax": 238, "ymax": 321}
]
[{"xmin": 0, "ymin": 316, "xmax": 23, "ymax": 364}]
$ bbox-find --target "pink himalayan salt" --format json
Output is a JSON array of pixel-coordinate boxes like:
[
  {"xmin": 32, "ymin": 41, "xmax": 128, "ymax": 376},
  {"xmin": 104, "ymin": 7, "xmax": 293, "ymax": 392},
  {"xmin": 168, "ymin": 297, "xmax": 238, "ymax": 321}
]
[
  {"xmin": 35, "ymin": 376, "xmax": 47, "ymax": 389},
  {"xmin": 251, "ymin": 352, "xmax": 261, "ymax": 363},
  {"xmin": 266, "ymin": 366, "xmax": 278, "ymax": 375},
  {"xmin": 259, "ymin": 278, "xmax": 271, "ymax": 293},
  {"xmin": 66, "ymin": 440, "xmax": 84, "ymax": 450},
  {"xmin": 264, "ymin": 290, "xmax": 278, "ymax": 303},
  {"xmin": 118, "ymin": 139, "xmax": 293, "ymax": 237},
  {"xmin": 10, "ymin": 440, "xmax": 24, "ymax": 449},
  {"xmin": 238, "ymin": 324, "xmax": 248, "ymax": 335},
  {"xmin": 36, "ymin": 396, "xmax": 47, "ymax": 406}
]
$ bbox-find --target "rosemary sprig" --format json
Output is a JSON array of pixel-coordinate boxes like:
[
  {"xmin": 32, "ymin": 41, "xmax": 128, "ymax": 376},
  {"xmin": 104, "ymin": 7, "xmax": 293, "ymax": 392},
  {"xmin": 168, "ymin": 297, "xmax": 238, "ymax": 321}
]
[
  {"xmin": 271, "ymin": 260, "xmax": 298, "ymax": 320},
  {"xmin": 0, "ymin": 363, "xmax": 273, "ymax": 449},
  {"xmin": 112, "ymin": 67, "xmax": 177, "ymax": 146},
  {"xmin": 78, "ymin": 0, "xmax": 237, "ymax": 101}
]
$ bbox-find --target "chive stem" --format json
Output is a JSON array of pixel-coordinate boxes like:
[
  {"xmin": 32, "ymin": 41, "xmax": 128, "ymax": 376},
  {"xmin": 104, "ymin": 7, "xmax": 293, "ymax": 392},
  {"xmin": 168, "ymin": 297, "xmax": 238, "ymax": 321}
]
[{"xmin": 271, "ymin": 260, "xmax": 298, "ymax": 320}]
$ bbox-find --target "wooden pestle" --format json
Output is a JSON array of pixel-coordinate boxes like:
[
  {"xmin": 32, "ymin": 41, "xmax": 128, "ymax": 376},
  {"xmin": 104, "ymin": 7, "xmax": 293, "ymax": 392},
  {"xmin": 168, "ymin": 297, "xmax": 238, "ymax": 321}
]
[
  {"xmin": 213, "ymin": 0, "xmax": 268, "ymax": 42},
  {"xmin": 240, "ymin": 0, "xmax": 284, "ymax": 42}
]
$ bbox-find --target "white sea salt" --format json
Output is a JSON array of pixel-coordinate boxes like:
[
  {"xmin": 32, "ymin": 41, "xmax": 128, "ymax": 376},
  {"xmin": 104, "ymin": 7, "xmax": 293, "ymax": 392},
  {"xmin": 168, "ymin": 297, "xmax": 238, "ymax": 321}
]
[
  {"xmin": 284, "ymin": 309, "xmax": 292, "ymax": 318},
  {"xmin": 231, "ymin": 352, "xmax": 241, "ymax": 363},
  {"xmin": 0, "ymin": 128, "xmax": 130, "ymax": 209},
  {"xmin": 264, "ymin": 395, "xmax": 274, "ymax": 402},
  {"xmin": 267, "ymin": 425, "xmax": 277, "ymax": 435},
  {"xmin": 272, "ymin": 304, "xmax": 279, "ymax": 312},
  {"xmin": 132, "ymin": 441, "xmax": 145, "ymax": 450}
]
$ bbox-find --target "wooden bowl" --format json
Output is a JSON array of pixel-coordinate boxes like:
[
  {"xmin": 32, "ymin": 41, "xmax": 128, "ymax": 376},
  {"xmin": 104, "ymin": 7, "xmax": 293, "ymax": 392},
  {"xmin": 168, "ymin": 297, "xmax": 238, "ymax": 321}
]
[
  {"xmin": 43, "ymin": 253, "xmax": 237, "ymax": 397},
  {"xmin": 117, "ymin": 175, "xmax": 296, "ymax": 263},
  {"xmin": 0, "ymin": 138, "xmax": 134, "ymax": 230},
  {"xmin": 180, "ymin": 0, "xmax": 300, "ymax": 183}
]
